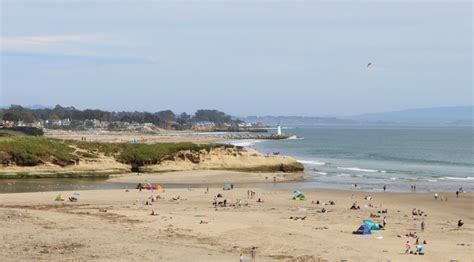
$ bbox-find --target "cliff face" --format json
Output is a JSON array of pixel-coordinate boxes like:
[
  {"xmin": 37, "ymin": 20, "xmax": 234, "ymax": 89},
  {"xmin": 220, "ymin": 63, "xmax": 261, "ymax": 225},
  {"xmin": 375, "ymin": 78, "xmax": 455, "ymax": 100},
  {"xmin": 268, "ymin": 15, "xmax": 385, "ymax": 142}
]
[{"xmin": 147, "ymin": 146, "xmax": 304, "ymax": 173}]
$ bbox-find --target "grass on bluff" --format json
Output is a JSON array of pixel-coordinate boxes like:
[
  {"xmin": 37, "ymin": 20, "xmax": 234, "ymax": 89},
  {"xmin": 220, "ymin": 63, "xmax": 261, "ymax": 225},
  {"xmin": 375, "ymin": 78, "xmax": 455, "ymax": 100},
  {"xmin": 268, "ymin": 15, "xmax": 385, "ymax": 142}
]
[
  {"xmin": 0, "ymin": 129, "xmax": 27, "ymax": 137},
  {"xmin": 0, "ymin": 133, "xmax": 225, "ymax": 167},
  {"xmin": 0, "ymin": 136, "xmax": 76, "ymax": 166},
  {"xmin": 116, "ymin": 142, "xmax": 216, "ymax": 165}
]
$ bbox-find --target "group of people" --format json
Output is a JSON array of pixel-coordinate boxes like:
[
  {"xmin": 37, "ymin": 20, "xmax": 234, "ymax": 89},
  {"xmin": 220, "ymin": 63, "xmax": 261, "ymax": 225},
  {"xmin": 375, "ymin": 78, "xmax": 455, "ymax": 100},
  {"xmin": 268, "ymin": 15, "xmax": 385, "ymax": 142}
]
[
  {"xmin": 434, "ymin": 193, "xmax": 449, "ymax": 201},
  {"xmin": 239, "ymin": 247, "xmax": 257, "ymax": 262},
  {"xmin": 247, "ymin": 190, "xmax": 257, "ymax": 199},
  {"xmin": 412, "ymin": 208, "xmax": 427, "ymax": 217},
  {"xmin": 455, "ymin": 187, "xmax": 464, "ymax": 198},
  {"xmin": 312, "ymin": 200, "xmax": 335, "ymax": 206},
  {"xmin": 405, "ymin": 240, "xmax": 425, "ymax": 255}
]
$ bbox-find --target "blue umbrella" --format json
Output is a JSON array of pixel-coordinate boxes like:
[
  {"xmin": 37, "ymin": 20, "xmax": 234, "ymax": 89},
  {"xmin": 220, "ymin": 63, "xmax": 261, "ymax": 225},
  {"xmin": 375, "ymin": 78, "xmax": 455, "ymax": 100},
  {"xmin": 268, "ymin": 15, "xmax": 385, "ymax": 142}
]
[{"xmin": 293, "ymin": 190, "xmax": 302, "ymax": 195}]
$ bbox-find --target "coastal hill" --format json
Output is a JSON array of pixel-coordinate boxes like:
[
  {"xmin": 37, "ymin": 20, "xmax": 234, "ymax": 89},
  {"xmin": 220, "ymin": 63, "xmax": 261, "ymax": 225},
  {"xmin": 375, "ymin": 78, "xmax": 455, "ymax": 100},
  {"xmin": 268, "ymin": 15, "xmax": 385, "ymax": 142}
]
[{"xmin": 0, "ymin": 131, "xmax": 303, "ymax": 178}]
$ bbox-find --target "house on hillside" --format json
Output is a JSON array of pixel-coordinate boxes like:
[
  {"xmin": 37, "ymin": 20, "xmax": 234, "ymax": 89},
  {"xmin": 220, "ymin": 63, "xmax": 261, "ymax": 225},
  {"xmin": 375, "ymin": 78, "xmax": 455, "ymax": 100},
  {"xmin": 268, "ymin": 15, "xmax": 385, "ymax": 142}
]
[{"xmin": 192, "ymin": 121, "xmax": 216, "ymax": 131}]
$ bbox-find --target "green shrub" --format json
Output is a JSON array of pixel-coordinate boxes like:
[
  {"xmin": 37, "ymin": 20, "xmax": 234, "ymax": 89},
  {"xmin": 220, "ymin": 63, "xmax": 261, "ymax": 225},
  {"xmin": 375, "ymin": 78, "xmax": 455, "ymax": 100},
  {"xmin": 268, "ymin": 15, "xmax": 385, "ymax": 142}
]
[{"xmin": 0, "ymin": 136, "xmax": 223, "ymax": 167}]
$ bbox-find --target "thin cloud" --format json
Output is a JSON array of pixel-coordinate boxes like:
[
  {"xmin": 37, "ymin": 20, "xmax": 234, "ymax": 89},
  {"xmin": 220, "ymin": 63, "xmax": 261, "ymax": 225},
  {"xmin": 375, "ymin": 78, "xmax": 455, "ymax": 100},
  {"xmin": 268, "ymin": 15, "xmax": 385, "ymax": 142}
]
[{"xmin": 1, "ymin": 34, "xmax": 155, "ymax": 65}]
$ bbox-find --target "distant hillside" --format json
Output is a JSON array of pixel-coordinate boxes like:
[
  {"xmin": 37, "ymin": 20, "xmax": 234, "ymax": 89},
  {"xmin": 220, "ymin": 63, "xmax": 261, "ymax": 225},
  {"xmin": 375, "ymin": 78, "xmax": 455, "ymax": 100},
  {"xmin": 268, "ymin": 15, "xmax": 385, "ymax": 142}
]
[
  {"xmin": 242, "ymin": 106, "xmax": 473, "ymax": 126},
  {"xmin": 353, "ymin": 106, "xmax": 473, "ymax": 125},
  {"xmin": 242, "ymin": 116, "xmax": 358, "ymax": 126}
]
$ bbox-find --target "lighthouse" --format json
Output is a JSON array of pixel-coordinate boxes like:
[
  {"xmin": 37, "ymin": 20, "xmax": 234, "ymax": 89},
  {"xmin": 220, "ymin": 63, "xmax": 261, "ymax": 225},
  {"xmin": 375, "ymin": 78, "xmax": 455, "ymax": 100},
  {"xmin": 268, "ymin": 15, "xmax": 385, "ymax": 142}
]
[{"xmin": 277, "ymin": 125, "xmax": 282, "ymax": 136}]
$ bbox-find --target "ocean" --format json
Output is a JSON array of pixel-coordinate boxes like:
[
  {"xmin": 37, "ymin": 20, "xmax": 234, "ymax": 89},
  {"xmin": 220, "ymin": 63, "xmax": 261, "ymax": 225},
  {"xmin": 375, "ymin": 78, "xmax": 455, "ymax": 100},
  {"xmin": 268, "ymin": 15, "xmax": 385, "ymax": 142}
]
[{"xmin": 231, "ymin": 126, "xmax": 473, "ymax": 192}]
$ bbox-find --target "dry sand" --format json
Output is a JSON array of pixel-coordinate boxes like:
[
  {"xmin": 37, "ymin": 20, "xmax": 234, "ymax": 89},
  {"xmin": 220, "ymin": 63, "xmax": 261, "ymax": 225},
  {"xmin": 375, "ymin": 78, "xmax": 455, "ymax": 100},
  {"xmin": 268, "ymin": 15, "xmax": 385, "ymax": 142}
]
[
  {"xmin": 1, "ymin": 185, "xmax": 472, "ymax": 261},
  {"xmin": 45, "ymin": 129, "xmax": 222, "ymax": 144}
]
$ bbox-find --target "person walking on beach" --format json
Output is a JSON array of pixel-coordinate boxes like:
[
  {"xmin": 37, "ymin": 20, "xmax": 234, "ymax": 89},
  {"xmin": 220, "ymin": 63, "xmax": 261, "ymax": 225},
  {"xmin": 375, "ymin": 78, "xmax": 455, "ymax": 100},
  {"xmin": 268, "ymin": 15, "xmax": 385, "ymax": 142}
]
[
  {"xmin": 456, "ymin": 191, "xmax": 459, "ymax": 198},
  {"xmin": 383, "ymin": 185, "xmax": 386, "ymax": 192},
  {"xmin": 405, "ymin": 241, "xmax": 411, "ymax": 254},
  {"xmin": 251, "ymin": 247, "xmax": 257, "ymax": 262},
  {"xmin": 421, "ymin": 220, "xmax": 425, "ymax": 232},
  {"xmin": 239, "ymin": 253, "xmax": 244, "ymax": 262},
  {"xmin": 383, "ymin": 216, "xmax": 387, "ymax": 228}
]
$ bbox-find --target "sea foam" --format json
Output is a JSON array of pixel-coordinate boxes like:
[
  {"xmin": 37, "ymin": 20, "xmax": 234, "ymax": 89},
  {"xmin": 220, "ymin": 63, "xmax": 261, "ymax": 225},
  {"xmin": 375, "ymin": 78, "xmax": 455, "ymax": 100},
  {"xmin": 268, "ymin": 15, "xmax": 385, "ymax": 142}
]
[
  {"xmin": 337, "ymin": 167, "xmax": 386, "ymax": 173},
  {"xmin": 298, "ymin": 160, "xmax": 327, "ymax": 166},
  {"xmin": 222, "ymin": 139, "xmax": 262, "ymax": 147}
]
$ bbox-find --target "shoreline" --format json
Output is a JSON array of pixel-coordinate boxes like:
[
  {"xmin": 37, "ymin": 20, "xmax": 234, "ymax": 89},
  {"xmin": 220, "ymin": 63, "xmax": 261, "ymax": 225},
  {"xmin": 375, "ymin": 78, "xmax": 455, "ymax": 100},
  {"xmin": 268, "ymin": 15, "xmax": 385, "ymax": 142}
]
[{"xmin": 1, "ymin": 187, "xmax": 472, "ymax": 261}]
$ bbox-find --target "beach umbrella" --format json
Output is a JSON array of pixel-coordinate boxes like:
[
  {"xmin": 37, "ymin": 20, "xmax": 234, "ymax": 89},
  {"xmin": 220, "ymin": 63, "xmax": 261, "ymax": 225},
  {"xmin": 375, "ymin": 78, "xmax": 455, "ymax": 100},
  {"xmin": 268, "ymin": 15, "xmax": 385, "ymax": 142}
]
[
  {"xmin": 54, "ymin": 194, "xmax": 64, "ymax": 201},
  {"xmin": 293, "ymin": 190, "xmax": 302, "ymax": 195},
  {"xmin": 363, "ymin": 219, "xmax": 381, "ymax": 230}
]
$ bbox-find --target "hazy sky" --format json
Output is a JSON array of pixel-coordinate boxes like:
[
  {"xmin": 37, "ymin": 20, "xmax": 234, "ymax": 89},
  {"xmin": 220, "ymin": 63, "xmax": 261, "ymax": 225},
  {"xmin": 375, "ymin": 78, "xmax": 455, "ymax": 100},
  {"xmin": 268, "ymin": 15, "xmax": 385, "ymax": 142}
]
[{"xmin": 1, "ymin": 0, "xmax": 472, "ymax": 116}]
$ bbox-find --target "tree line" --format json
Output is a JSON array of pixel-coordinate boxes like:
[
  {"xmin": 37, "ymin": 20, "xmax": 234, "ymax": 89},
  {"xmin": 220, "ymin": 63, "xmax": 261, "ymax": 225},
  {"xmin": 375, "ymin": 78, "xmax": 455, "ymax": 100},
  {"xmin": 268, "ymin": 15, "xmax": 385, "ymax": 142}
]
[{"xmin": 0, "ymin": 105, "xmax": 241, "ymax": 130}]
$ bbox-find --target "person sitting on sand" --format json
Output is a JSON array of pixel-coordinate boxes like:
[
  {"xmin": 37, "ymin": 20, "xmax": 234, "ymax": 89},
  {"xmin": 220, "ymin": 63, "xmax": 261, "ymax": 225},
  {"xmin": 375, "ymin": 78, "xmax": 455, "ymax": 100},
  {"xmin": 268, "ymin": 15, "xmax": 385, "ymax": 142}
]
[
  {"xmin": 150, "ymin": 210, "xmax": 158, "ymax": 216},
  {"xmin": 199, "ymin": 220, "xmax": 209, "ymax": 224},
  {"xmin": 290, "ymin": 216, "xmax": 306, "ymax": 221},
  {"xmin": 321, "ymin": 208, "xmax": 327, "ymax": 213},
  {"xmin": 458, "ymin": 219, "xmax": 464, "ymax": 229},
  {"xmin": 329, "ymin": 200, "xmax": 335, "ymax": 205},
  {"xmin": 416, "ymin": 244, "xmax": 424, "ymax": 255},
  {"xmin": 370, "ymin": 213, "xmax": 380, "ymax": 218},
  {"xmin": 172, "ymin": 196, "xmax": 181, "ymax": 201},
  {"xmin": 257, "ymin": 198, "xmax": 264, "ymax": 203},
  {"xmin": 350, "ymin": 202, "xmax": 360, "ymax": 210},
  {"xmin": 68, "ymin": 196, "xmax": 78, "ymax": 202}
]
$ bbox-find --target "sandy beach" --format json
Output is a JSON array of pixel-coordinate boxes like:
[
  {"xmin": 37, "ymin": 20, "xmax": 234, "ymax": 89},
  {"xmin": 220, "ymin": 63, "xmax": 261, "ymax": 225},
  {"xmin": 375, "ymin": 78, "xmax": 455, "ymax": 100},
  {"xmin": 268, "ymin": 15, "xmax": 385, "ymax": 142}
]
[
  {"xmin": 1, "ymin": 181, "xmax": 472, "ymax": 261},
  {"xmin": 45, "ymin": 130, "xmax": 224, "ymax": 144}
]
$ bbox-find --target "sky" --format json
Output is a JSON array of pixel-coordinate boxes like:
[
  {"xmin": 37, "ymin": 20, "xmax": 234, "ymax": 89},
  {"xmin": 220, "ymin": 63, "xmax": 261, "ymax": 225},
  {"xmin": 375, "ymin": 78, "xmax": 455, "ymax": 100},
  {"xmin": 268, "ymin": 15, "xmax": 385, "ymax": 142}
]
[{"xmin": 0, "ymin": 0, "xmax": 472, "ymax": 117}]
